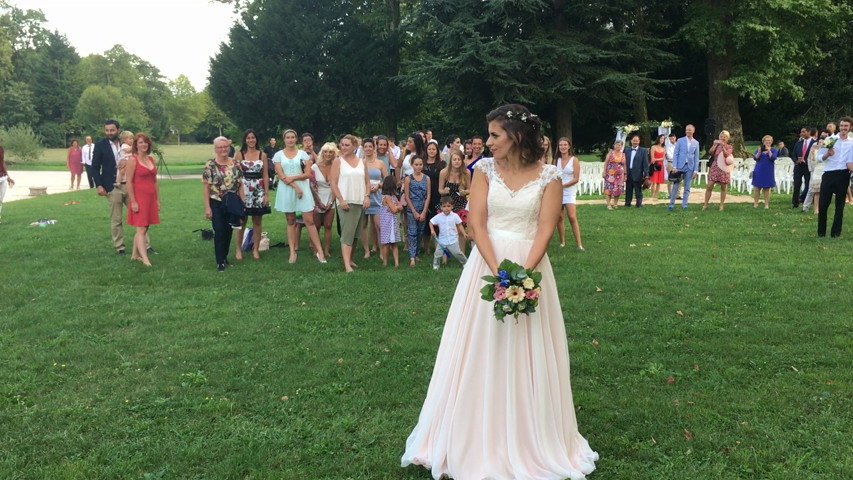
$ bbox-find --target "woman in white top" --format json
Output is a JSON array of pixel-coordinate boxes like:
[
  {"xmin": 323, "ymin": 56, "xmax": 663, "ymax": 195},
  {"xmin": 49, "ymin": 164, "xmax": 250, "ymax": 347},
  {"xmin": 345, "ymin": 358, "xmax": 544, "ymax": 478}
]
[
  {"xmin": 329, "ymin": 134, "xmax": 371, "ymax": 272},
  {"xmin": 556, "ymin": 137, "xmax": 583, "ymax": 250},
  {"xmin": 311, "ymin": 142, "xmax": 338, "ymax": 258}
]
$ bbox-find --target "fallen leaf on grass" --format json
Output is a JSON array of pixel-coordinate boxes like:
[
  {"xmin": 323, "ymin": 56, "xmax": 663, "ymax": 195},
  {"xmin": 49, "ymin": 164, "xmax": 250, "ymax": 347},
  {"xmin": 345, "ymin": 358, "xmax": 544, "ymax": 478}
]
[
  {"xmin": 667, "ymin": 375, "xmax": 675, "ymax": 384},
  {"xmin": 791, "ymin": 365, "xmax": 798, "ymax": 372},
  {"xmin": 591, "ymin": 339, "xmax": 599, "ymax": 347},
  {"xmin": 281, "ymin": 396, "xmax": 289, "ymax": 401},
  {"xmin": 643, "ymin": 243, "xmax": 651, "ymax": 247},
  {"xmin": 694, "ymin": 363, "xmax": 699, "ymax": 371},
  {"xmin": 684, "ymin": 429, "xmax": 693, "ymax": 440},
  {"xmin": 676, "ymin": 310, "xmax": 684, "ymax": 316},
  {"xmin": 704, "ymin": 296, "xmax": 709, "ymax": 301},
  {"xmin": 338, "ymin": 358, "xmax": 344, "ymax": 365},
  {"xmin": 651, "ymin": 436, "xmax": 657, "ymax": 444},
  {"xmin": 826, "ymin": 380, "xmax": 834, "ymax": 385},
  {"xmin": 687, "ymin": 401, "xmax": 694, "ymax": 405},
  {"xmin": 595, "ymin": 286, "xmax": 603, "ymax": 292},
  {"xmin": 629, "ymin": 244, "xmax": 636, "ymax": 247}
]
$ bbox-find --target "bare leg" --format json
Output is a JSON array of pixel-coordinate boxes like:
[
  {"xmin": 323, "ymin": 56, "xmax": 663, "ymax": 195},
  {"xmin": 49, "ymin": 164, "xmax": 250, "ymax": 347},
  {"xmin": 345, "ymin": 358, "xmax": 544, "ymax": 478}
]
[
  {"xmin": 286, "ymin": 213, "xmax": 298, "ymax": 262},
  {"xmin": 136, "ymin": 226, "xmax": 151, "ymax": 266},
  {"xmin": 69, "ymin": 172, "xmax": 74, "ymax": 189},
  {"xmin": 753, "ymin": 187, "xmax": 760, "ymax": 207},
  {"xmin": 302, "ymin": 212, "xmax": 325, "ymax": 262},
  {"xmin": 362, "ymin": 213, "xmax": 370, "ymax": 258},
  {"xmin": 380, "ymin": 244, "xmax": 388, "ymax": 265},
  {"xmin": 341, "ymin": 242, "xmax": 354, "ymax": 272},
  {"xmin": 719, "ymin": 184, "xmax": 727, "ymax": 210},
  {"xmin": 567, "ymin": 203, "xmax": 582, "ymax": 249},
  {"xmin": 703, "ymin": 183, "xmax": 713, "ymax": 210},
  {"xmin": 763, "ymin": 188, "xmax": 771, "ymax": 209},
  {"xmin": 814, "ymin": 193, "xmax": 820, "ymax": 214},
  {"xmin": 251, "ymin": 216, "xmax": 262, "ymax": 258},
  {"xmin": 558, "ymin": 205, "xmax": 566, "ymax": 246},
  {"xmin": 392, "ymin": 244, "xmax": 399, "ymax": 267},
  {"xmin": 370, "ymin": 215, "xmax": 380, "ymax": 252},
  {"xmin": 235, "ymin": 218, "xmax": 246, "ymax": 260}
]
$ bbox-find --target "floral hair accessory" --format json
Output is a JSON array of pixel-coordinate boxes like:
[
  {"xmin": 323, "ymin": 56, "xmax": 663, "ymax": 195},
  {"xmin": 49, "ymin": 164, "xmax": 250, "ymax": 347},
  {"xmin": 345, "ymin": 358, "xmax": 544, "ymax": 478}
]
[{"xmin": 504, "ymin": 110, "xmax": 539, "ymax": 128}]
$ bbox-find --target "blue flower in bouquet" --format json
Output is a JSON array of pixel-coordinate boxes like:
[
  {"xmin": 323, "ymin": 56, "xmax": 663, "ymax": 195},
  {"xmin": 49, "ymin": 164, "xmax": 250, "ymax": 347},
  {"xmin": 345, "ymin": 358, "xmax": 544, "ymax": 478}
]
[{"xmin": 498, "ymin": 270, "xmax": 510, "ymax": 287}]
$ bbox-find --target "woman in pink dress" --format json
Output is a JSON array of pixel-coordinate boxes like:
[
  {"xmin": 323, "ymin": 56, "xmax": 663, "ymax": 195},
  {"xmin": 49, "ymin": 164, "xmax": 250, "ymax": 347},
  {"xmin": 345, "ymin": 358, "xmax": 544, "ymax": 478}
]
[
  {"xmin": 649, "ymin": 134, "xmax": 667, "ymax": 203},
  {"xmin": 402, "ymin": 104, "xmax": 598, "ymax": 480},
  {"xmin": 603, "ymin": 140, "xmax": 626, "ymax": 210},
  {"xmin": 702, "ymin": 130, "xmax": 735, "ymax": 211},
  {"xmin": 67, "ymin": 139, "xmax": 83, "ymax": 189},
  {"xmin": 126, "ymin": 133, "xmax": 160, "ymax": 266}
]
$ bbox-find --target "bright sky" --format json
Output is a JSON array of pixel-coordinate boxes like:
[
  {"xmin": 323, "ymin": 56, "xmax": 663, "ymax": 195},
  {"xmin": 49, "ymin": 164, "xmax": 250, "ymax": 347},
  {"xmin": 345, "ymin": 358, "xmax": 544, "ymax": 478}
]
[{"xmin": 13, "ymin": 0, "xmax": 235, "ymax": 91}]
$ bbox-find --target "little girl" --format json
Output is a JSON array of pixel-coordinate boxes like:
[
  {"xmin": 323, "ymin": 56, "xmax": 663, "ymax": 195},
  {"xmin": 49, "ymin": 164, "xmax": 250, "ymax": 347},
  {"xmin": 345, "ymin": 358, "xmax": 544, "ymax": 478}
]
[
  {"xmin": 117, "ymin": 130, "xmax": 134, "ymax": 184},
  {"xmin": 438, "ymin": 148, "xmax": 469, "ymax": 252},
  {"xmin": 379, "ymin": 175, "xmax": 402, "ymax": 267},
  {"xmin": 404, "ymin": 156, "xmax": 430, "ymax": 266}
]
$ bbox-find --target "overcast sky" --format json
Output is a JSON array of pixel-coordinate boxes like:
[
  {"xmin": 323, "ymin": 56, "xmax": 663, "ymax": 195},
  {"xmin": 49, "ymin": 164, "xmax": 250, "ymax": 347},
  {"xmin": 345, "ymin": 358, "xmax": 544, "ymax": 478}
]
[{"xmin": 13, "ymin": 0, "xmax": 235, "ymax": 90}]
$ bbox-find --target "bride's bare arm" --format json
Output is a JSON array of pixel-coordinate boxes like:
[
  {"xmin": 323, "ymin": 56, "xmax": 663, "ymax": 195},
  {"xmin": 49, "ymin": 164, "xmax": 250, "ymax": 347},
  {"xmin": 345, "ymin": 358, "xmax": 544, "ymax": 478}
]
[
  {"xmin": 524, "ymin": 178, "xmax": 562, "ymax": 271},
  {"xmin": 468, "ymin": 167, "xmax": 499, "ymax": 275}
]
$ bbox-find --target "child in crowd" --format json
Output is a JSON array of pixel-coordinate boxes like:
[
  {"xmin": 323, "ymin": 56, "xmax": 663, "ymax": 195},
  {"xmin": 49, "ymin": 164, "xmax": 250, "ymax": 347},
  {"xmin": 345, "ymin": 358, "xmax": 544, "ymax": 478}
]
[
  {"xmin": 429, "ymin": 196, "xmax": 467, "ymax": 270},
  {"xmin": 379, "ymin": 175, "xmax": 402, "ymax": 267},
  {"xmin": 118, "ymin": 130, "xmax": 134, "ymax": 184},
  {"xmin": 404, "ymin": 156, "xmax": 430, "ymax": 266},
  {"xmin": 438, "ymin": 148, "xmax": 470, "ymax": 254}
]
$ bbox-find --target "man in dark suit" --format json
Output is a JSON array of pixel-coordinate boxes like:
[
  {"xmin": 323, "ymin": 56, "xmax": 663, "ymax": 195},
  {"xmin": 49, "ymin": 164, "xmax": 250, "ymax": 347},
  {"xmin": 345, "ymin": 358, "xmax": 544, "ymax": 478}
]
[
  {"xmin": 91, "ymin": 119, "xmax": 128, "ymax": 255},
  {"xmin": 624, "ymin": 133, "xmax": 650, "ymax": 207},
  {"xmin": 792, "ymin": 126, "xmax": 814, "ymax": 208}
]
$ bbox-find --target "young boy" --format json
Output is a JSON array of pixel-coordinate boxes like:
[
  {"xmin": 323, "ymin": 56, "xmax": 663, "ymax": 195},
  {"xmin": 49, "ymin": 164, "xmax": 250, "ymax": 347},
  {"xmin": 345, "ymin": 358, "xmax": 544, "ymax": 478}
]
[{"xmin": 429, "ymin": 196, "xmax": 468, "ymax": 270}]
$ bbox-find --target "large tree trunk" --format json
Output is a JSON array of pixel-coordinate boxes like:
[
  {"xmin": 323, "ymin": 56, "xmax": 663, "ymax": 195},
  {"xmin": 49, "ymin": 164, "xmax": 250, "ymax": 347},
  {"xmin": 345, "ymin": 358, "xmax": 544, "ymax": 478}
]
[
  {"xmin": 554, "ymin": 99, "xmax": 572, "ymax": 144},
  {"xmin": 634, "ymin": 91, "xmax": 650, "ymax": 145},
  {"xmin": 708, "ymin": 51, "xmax": 748, "ymax": 158}
]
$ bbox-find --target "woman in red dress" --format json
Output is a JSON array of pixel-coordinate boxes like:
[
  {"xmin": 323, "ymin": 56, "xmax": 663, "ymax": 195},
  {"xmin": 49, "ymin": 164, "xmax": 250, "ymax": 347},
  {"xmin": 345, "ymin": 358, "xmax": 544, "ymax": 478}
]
[
  {"xmin": 67, "ymin": 139, "xmax": 83, "ymax": 189},
  {"xmin": 126, "ymin": 133, "xmax": 160, "ymax": 266},
  {"xmin": 649, "ymin": 134, "xmax": 667, "ymax": 203}
]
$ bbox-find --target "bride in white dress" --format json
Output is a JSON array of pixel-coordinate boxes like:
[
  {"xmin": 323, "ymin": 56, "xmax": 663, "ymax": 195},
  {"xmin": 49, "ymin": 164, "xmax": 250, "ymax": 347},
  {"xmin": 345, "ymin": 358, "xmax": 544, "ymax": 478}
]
[{"xmin": 401, "ymin": 104, "xmax": 598, "ymax": 480}]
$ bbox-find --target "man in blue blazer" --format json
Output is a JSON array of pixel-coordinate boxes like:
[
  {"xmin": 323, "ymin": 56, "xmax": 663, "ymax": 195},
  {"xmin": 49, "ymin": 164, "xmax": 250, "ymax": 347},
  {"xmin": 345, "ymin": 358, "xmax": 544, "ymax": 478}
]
[
  {"xmin": 624, "ymin": 134, "xmax": 649, "ymax": 207},
  {"xmin": 668, "ymin": 124, "xmax": 700, "ymax": 210},
  {"xmin": 90, "ymin": 119, "xmax": 128, "ymax": 254}
]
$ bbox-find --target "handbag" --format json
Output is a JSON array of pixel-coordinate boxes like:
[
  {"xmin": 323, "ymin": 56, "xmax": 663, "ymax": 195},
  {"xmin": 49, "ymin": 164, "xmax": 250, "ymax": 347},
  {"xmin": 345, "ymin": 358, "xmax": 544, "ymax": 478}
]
[
  {"xmin": 193, "ymin": 228, "xmax": 214, "ymax": 240},
  {"xmin": 650, "ymin": 162, "xmax": 662, "ymax": 172},
  {"xmin": 642, "ymin": 178, "xmax": 651, "ymax": 189},
  {"xmin": 258, "ymin": 232, "xmax": 270, "ymax": 251}
]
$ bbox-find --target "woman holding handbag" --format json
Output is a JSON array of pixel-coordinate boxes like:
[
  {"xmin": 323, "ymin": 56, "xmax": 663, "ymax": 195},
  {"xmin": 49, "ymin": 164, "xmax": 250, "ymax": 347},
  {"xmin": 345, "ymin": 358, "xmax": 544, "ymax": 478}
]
[
  {"xmin": 649, "ymin": 134, "xmax": 667, "ymax": 203},
  {"xmin": 702, "ymin": 130, "xmax": 735, "ymax": 211}
]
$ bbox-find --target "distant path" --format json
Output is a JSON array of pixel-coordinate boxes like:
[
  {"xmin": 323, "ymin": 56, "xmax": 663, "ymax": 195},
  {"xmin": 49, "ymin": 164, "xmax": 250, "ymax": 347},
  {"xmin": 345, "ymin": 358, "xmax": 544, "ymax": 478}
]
[
  {"xmin": 4, "ymin": 170, "xmax": 199, "ymax": 203},
  {"xmin": 5, "ymin": 170, "xmax": 755, "ymax": 205}
]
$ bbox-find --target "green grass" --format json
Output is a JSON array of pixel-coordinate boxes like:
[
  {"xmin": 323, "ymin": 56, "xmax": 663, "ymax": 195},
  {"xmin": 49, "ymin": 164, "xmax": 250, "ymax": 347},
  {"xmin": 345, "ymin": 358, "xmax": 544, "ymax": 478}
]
[
  {"xmin": 1, "ymin": 182, "xmax": 851, "ymax": 479},
  {"xmin": 13, "ymin": 144, "xmax": 214, "ymax": 175}
]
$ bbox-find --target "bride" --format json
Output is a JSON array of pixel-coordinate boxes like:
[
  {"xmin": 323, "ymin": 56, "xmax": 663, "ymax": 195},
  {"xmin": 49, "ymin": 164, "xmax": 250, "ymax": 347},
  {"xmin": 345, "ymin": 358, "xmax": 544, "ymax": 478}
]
[{"xmin": 401, "ymin": 104, "xmax": 598, "ymax": 480}]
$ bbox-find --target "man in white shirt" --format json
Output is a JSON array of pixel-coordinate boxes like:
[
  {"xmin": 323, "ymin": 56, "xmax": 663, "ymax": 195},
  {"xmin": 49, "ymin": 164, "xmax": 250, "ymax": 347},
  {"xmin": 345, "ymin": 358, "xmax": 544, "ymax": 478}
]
[
  {"xmin": 81, "ymin": 136, "xmax": 95, "ymax": 188},
  {"xmin": 817, "ymin": 116, "xmax": 853, "ymax": 237}
]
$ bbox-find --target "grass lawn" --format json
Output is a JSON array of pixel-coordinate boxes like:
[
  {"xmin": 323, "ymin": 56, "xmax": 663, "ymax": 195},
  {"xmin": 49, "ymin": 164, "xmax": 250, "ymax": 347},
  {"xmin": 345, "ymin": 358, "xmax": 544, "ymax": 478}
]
[
  {"xmin": 1, "ymin": 181, "xmax": 851, "ymax": 479},
  {"xmin": 13, "ymin": 144, "xmax": 214, "ymax": 176}
]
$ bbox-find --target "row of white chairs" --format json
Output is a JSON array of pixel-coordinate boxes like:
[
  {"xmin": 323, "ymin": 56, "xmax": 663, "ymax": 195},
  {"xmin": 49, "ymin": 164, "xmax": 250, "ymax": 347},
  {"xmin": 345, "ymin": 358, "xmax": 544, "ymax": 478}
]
[{"xmin": 574, "ymin": 156, "xmax": 797, "ymax": 197}]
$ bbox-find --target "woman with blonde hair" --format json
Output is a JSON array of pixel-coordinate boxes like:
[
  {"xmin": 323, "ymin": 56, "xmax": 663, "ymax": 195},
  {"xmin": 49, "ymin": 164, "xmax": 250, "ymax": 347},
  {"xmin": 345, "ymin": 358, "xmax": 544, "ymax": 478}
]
[
  {"xmin": 752, "ymin": 134, "xmax": 777, "ymax": 209},
  {"xmin": 540, "ymin": 135, "xmax": 554, "ymax": 164},
  {"xmin": 603, "ymin": 139, "xmax": 626, "ymax": 209},
  {"xmin": 311, "ymin": 142, "xmax": 338, "ymax": 258},
  {"xmin": 329, "ymin": 134, "xmax": 371, "ymax": 272},
  {"xmin": 702, "ymin": 130, "xmax": 735, "ymax": 211}
]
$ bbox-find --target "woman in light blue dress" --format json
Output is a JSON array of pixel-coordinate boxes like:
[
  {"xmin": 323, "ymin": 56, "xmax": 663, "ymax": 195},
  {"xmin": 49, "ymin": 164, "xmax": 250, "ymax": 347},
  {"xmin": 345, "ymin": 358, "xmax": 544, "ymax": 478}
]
[{"xmin": 273, "ymin": 129, "xmax": 326, "ymax": 264}]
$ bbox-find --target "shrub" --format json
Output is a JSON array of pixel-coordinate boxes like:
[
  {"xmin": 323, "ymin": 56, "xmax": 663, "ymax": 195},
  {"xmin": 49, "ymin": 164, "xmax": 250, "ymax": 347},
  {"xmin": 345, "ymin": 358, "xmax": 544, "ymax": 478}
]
[
  {"xmin": 37, "ymin": 121, "xmax": 65, "ymax": 148},
  {"xmin": 1, "ymin": 124, "xmax": 44, "ymax": 163}
]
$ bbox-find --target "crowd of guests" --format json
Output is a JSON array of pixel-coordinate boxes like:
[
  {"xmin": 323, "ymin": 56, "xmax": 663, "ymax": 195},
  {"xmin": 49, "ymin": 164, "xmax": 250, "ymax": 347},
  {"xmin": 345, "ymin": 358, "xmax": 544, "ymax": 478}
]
[{"xmin": 70, "ymin": 116, "xmax": 853, "ymax": 271}]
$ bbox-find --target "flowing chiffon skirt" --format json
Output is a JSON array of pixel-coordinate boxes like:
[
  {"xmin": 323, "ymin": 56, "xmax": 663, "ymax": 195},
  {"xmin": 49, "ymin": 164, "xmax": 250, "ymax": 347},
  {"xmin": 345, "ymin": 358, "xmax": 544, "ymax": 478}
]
[{"xmin": 402, "ymin": 230, "xmax": 598, "ymax": 480}]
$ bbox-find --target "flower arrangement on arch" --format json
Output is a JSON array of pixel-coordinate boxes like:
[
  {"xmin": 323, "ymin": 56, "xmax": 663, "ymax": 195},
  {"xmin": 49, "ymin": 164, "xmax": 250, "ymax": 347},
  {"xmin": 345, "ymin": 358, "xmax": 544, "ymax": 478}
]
[{"xmin": 480, "ymin": 259, "xmax": 542, "ymax": 322}]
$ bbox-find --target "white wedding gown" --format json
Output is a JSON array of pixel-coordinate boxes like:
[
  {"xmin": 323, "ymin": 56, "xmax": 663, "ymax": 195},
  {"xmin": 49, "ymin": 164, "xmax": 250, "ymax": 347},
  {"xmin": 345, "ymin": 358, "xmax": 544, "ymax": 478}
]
[{"xmin": 402, "ymin": 158, "xmax": 598, "ymax": 479}]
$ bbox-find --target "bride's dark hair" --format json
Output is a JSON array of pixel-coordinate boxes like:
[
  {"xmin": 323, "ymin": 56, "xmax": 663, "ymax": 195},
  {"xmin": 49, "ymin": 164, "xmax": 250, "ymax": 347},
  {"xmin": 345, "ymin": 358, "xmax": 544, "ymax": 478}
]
[{"xmin": 486, "ymin": 104, "xmax": 544, "ymax": 165}]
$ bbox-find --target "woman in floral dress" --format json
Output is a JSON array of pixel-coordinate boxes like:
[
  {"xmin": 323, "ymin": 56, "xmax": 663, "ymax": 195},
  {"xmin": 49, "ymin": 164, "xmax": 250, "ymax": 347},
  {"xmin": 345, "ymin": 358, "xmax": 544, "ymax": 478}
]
[
  {"xmin": 234, "ymin": 129, "xmax": 270, "ymax": 260},
  {"xmin": 603, "ymin": 140, "xmax": 626, "ymax": 209}
]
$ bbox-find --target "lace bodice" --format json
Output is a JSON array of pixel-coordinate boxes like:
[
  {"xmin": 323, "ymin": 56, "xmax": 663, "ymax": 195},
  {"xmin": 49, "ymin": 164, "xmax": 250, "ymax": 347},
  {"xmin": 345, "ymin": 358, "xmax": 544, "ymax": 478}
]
[{"xmin": 476, "ymin": 158, "xmax": 562, "ymax": 240}]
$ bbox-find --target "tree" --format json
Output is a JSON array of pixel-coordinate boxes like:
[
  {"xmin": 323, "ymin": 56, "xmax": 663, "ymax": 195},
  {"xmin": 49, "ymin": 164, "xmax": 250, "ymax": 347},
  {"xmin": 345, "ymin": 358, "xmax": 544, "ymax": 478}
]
[
  {"xmin": 165, "ymin": 74, "xmax": 204, "ymax": 145},
  {"xmin": 405, "ymin": 0, "xmax": 677, "ymax": 143},
  {"xmin": 0, "ymin": 124, "xmax": 43, "ymax": 163},
  {"xmin": 74, "ymin": 85, "xmax": 148, "ymax": 136},
  {"xmin": 194, "ymin": 90, "xmax": 235, "ymax": 141},
  {"xmin": 0, "ymin": 81, "xmax": 38, "ymax": 127},
  {"xmin": 210, "ymin": 0, "xmax": 416, "ymax": 141},
  {"xmin": 681, "ymin": 0, "xmax": 849, "ymax": 156},
  {"xmin": 29, "ymin": 30, "xmax": 81, "ymax": 127}
]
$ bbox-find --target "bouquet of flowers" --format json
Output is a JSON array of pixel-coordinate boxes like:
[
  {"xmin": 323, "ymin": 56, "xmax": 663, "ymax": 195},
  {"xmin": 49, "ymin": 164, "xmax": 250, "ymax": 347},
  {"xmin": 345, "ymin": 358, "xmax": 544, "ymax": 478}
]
[
  {"xmin": 823, "ymin": 136, "xmax": 838, "ymax": 150},
  {"xmin": 480, "ymin": 259, "xmax": 542, "ymax": 322}
]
